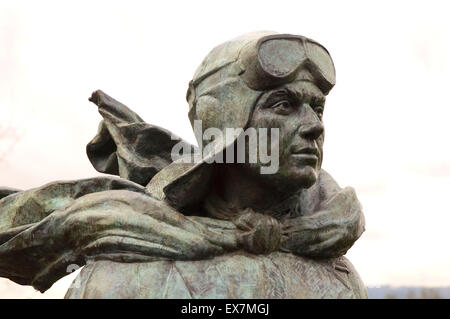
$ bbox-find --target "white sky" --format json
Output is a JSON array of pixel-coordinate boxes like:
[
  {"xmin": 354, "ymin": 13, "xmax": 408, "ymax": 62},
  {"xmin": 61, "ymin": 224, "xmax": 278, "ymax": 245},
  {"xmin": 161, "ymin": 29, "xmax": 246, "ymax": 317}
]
[{"xmin": 1, "ymin": 0, "xmax": 449, "ymax": 298}]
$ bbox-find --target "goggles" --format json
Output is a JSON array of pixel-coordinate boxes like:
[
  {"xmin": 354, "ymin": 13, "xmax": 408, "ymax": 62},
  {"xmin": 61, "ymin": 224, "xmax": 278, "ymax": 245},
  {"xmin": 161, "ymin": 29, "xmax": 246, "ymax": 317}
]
[{"xmin": 239, "ymin": 34, "xmax": 336, "ymax": 94}]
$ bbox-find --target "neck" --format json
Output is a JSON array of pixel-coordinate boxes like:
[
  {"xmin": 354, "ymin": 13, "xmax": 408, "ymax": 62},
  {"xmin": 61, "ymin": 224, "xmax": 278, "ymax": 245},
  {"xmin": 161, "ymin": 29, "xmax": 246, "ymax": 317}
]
[{"xmin": 212, "ymin": 164, "xmax": 297, "ymax": 213}]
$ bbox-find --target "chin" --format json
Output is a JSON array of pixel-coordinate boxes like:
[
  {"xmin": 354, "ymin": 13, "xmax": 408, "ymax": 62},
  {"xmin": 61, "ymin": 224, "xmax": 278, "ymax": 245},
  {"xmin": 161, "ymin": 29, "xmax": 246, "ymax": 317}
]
[
  {"xmin": 244, "ymin": 162, "xmax": 319, "ymax": 191},
  {"xmin": 284, "ymin": 165, "xmax": 318, "ymax": 189},
  {"xmin": 260, "ymin": 165, "xmax": 318, "ymax": 191}
]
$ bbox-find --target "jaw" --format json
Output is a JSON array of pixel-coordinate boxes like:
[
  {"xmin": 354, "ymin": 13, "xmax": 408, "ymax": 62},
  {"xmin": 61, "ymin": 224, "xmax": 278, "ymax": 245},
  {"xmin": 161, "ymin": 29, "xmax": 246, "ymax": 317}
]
[
  {"xmin": 280, "ymin": 165, "xmax": 318, "ymax": 189},
  {"xmin": 274, "ymin": 152, "xmax": 321, "ymax": 188},
  {"xmin": 248, "ymin": 164, "xmax": 319, "ymax": 199}
]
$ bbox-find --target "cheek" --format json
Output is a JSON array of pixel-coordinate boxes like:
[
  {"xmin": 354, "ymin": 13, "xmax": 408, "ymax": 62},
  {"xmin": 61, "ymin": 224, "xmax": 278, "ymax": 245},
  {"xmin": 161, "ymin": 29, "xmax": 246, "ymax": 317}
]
[
  {"xmin": 316, "ymin": 134, "xmax": 324, "ymax": 160},
  {"xmin": 252, "ymin": 116, "xmax": 289, "ymax": 152},
  {"xmin": 277, "ymin": 117, "xmax": 301, "ymax": 162},
  {"xmin": 248, "ymin": 112, "xmax": 301, "ymax": 163}
]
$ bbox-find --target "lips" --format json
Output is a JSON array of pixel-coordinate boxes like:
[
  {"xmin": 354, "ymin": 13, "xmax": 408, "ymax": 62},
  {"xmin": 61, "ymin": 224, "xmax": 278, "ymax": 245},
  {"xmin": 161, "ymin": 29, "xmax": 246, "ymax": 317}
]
[
  {"xmin": 291, "ymin": 147, "xmax": 319, "ymax": 165},
  {"xmin": 291, "ymin": 146, "xmax": 319, "ymax": 157}
]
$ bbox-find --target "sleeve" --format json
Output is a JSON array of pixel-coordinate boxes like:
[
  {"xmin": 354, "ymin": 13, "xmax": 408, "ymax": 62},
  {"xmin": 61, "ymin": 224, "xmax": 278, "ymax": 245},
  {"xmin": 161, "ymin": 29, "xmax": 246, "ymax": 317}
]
[{"xmin": 0, "ymin": 177, "xmax": 237, "ymax": 293}]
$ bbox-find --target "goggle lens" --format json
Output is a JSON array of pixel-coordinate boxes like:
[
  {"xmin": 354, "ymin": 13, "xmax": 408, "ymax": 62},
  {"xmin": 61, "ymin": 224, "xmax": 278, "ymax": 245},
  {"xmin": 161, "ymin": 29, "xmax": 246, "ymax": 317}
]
[{"xmin": 253, "ymin": 36, "xmax": 336, "ymax": 94}]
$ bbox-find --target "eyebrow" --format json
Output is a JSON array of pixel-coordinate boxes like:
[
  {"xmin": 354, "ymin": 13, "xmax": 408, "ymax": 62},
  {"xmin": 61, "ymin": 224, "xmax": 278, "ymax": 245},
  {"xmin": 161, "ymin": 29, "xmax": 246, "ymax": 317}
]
[
  {"xmin": 265, "ymin": 88, "xmax": 299, "ymax": 105},
  {"xmin": 265, "ymin": 87, "xmax": 325, "ymax": 105},
  {"xmin": 294, "ymin": 87, "xmax": 326, "ymax": 105}
]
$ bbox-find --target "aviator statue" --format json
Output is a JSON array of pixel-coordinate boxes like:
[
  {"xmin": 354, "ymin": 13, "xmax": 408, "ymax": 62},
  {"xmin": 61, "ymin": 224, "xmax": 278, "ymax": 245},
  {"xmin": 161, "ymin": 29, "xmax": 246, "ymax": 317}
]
[{"xmin": 0, "ymin": 32, "xmax": 367, "ymax": 298}]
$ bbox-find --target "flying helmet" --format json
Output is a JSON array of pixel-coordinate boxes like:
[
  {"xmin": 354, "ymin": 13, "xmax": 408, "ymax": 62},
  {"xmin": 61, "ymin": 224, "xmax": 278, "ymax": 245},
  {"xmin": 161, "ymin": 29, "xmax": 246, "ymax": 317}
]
[{"xmin": 151, "ymin": 31, "xmax": 336, "ymax": 210}]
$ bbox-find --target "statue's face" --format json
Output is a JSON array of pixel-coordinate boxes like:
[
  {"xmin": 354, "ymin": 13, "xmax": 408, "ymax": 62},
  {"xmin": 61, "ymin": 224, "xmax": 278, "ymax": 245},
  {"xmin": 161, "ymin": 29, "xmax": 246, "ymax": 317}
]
[{"xmin": 243, "ymin": 80, "xmax": 325, "ymax": 191}]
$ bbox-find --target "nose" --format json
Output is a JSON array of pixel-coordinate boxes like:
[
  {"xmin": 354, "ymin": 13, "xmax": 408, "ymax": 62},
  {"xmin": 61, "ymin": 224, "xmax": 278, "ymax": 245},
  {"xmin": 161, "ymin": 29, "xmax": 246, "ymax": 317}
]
[{"xmin": 298, "ymin": 104, "xmax": 324, "ymax": 140}]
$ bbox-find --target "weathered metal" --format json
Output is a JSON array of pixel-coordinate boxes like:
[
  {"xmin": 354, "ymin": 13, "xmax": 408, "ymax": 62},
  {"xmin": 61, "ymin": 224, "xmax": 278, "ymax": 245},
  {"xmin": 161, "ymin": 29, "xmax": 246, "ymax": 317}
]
[{"xmin": 0, "ymin": 31, "xmax": 366, "ymax": 298}]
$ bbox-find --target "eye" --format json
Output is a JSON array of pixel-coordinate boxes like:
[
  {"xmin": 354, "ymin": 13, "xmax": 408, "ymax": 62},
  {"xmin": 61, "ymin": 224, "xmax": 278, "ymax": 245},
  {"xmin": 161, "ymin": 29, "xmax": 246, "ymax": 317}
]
[
  {"xmin": 314, "ymin": 106, "xmax": 324, "ymax": 120},
  {"xmin": 311, "ymin": 96, "xmax": 325, "ymax": 120},
  {"xmin": 270, "ymin": 100, "xmax": 294, "ymax": 114}
]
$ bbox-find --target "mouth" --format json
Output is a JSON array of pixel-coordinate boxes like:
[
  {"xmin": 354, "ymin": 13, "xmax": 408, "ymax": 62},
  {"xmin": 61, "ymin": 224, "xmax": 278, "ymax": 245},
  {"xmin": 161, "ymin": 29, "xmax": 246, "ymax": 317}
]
[{"xmin": 291, "ymin": 147, "xmax": 319, "ymax": 165}]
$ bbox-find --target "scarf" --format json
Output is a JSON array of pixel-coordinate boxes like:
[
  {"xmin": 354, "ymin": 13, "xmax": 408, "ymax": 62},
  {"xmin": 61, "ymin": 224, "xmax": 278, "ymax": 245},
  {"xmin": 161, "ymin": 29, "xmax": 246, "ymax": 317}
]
[{"xmin": 0, "ymin": 91, "xmax": 364, "ymax": 292}]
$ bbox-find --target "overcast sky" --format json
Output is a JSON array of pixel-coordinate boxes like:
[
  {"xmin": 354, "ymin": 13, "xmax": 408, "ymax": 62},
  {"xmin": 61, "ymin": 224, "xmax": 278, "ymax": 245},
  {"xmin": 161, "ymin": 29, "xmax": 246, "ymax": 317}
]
[{"xmin": 1, "ymin": 0, "xmax": 450, "ymax": 298}]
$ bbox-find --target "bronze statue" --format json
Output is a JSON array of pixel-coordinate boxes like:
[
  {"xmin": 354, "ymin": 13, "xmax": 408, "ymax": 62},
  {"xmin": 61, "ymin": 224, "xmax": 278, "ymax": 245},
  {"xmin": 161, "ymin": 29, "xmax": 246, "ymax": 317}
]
[{"xmin": 0, "ymin": 31, "xmax": 366, "ymax": 298}]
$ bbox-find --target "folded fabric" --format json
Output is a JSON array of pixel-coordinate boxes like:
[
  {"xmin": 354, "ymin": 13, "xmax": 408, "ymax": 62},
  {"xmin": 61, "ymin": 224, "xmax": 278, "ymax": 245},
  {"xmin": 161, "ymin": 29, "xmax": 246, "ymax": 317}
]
[
  {"xmin": 0, "ymin": 176, "xmax": 363, "ymax": 292},
  {"xmin": 86, "ymin": 90, "xmax": 194, "ymax": 186},
  {"xmin": 0, "ymin": 91, "xmax": 365, "ymax": 293}
]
